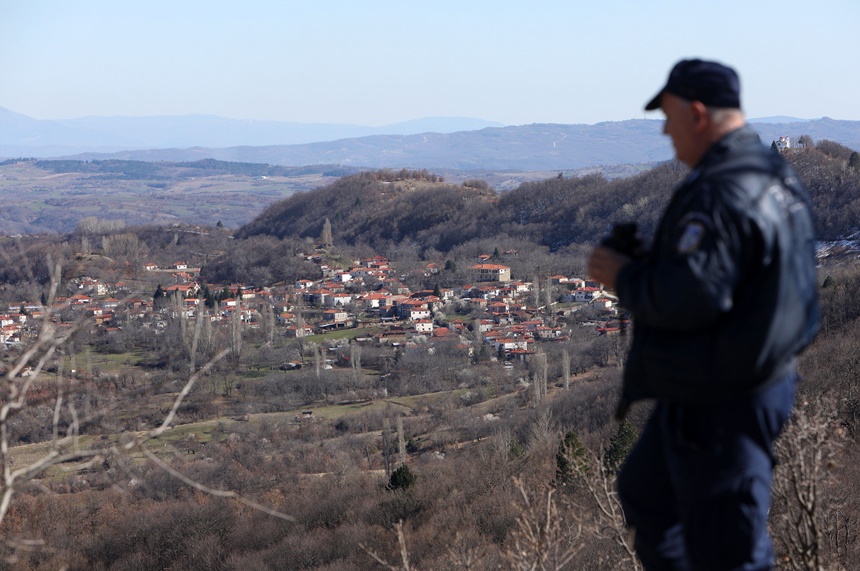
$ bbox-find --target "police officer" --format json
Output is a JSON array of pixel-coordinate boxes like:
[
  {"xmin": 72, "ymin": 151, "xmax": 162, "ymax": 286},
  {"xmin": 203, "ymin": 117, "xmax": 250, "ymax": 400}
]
[{"xmin": 587, "ymin": 59, "xmax": 819, "ymax": 570}]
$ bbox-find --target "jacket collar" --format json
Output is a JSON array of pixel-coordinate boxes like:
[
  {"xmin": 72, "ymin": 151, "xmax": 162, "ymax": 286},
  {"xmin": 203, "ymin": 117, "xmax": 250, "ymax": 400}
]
[
  {"xmin": 683, "ymin": 125, "xmax": 764, "ymax": 184},
  {"xmin": 695, "ymin": 124, "xmax": 761, "ymax": 170}
]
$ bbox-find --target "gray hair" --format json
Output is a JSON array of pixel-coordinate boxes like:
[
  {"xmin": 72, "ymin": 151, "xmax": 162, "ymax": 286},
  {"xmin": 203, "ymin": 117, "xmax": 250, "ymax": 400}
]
[{"xmin": 706, "ymin": 106, "xmax": 744, "ymax": 125}]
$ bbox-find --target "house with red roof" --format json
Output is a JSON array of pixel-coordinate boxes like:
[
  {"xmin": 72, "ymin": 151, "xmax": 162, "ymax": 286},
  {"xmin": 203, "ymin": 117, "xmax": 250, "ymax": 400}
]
[
  {"xmin": 573, "ymin": 287, "xmax": 602, "ymax": 303},
  {"xmin": 469, "ymin": 263, "xmax": 511, "ymax": 283},
  {"xmin": 414, "ymin": 319, "xmax": 434, "ymax": 334},
  {"xmin": 286, "ymin": 323, "xmax": 315, "ymax": 338}
]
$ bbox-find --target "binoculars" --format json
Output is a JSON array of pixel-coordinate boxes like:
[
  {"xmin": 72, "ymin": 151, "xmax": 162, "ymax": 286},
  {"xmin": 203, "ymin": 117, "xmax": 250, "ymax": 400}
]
[{"xmin": 601, "ymin": 222, "xmax": 642, "ymax": 258}]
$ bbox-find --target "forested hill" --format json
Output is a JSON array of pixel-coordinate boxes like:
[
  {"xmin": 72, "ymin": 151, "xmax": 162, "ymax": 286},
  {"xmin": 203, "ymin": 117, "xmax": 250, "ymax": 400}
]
[
  {"xmin": 236, "ymin": 141, "xmax": 860, "ymax": 254},
  {"xmin": 235, "ymin": 166, "xmax": 682, "ymax": 253}
]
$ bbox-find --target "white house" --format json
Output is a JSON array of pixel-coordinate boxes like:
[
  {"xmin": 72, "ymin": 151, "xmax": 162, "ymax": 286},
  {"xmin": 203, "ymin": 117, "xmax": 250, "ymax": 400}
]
[
  {"xmin": 469, "ymin": 263, "xmax": 512, "ymax": 283},
  {"xmin": 493, "ymin": 338, "xmax": 529, "ymax": 352},
  {"xmin": 286, "ymin": 323, "xmax": 315, "ymax": 337},
  {"xmin": 574, "ymin": 287, "xmax": 602, "ymax": 302},
  {"xmin": 323, "ymin": 309, "xmax": 348, "ymax": 322},
  {"xmin": 334, "ymin": 271, "xmax": 353, "ymax": 284},
  {"xmin": 360, "ymin": 292, "xmax": 390, "ymax": 310},
  {"xmin": 398, "ymin": 300, "xmax": 430, "ymax": 320},
  {"xmin": 407, "ymin": 307, "xmax": 432, "ymax": 321},
  {"xmin": 327, "ymin": 293, "xmax": 354, "ymax": 307}
]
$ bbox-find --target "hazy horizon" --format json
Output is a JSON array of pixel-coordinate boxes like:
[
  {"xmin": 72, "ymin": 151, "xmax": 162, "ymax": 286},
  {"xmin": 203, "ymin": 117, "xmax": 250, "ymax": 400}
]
[{"xmin": 3, "ymin": 1, "xmax": 859, "ymax": 128}]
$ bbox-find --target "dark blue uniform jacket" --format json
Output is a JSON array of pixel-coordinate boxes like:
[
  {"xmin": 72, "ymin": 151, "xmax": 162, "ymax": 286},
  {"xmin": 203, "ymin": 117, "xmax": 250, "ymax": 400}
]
[{"xmin": 615, "ymin": 125, "xmax": 820, "ymax": 407}]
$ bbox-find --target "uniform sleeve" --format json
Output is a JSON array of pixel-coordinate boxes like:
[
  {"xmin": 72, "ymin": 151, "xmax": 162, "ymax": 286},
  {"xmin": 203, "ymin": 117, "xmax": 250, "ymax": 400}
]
[{"xmin": 615, "ymin": 189, "xmax": 748, "ymax": 331}]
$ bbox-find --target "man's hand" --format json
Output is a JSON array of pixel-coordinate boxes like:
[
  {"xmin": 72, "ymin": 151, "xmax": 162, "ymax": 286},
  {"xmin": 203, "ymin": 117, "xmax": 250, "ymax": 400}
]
[{"xmin": 587, "ymin": 246, "xmax": 631, "ymax": 291}]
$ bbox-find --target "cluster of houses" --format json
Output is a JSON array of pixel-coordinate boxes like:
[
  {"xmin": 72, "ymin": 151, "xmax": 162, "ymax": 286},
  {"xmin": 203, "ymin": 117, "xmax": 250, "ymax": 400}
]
[
  {"xmin": 0, "ymin": 307, "xmax": 33, "ymax": 345},
  {"xmin": 2, "ymin": 253, "xmax": 620, "ymax": 360}
]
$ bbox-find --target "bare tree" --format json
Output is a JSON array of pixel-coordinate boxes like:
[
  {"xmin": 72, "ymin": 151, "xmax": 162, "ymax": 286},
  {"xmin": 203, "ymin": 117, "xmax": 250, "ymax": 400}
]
[
  {"xmin": 101, "ymin": 232, "xmax": 149, "ymax": 271},
  {"xmin": 500, "ymin": 478, "xmax": 582, "ymax": 570},
  {"xmin": 261, "ymin": 301, "xmax": 275, "ymax": 345},
  {"xmin": 321, "ymin": 217, "xmax": 334, "ymax": 249},
  {"xmin": 531, "ymin": 352, "xmax": 548, "ymax": 405},
  {"xmin": 772, "ymin": 397, "xmax": 843, "ymax": 571},
  {"xmin": 229, "ymin": 299, "xmax": 243, "ymax": 369},
  {"xmin": 545, "ymin": 277, "xmax": 553, "ymax": 316},
  {"xmin": 312, "ymin": 342, "xmax": 322, "ymax": 379},
  {"xmin": 565, "ymin": 446, "xmax": 642, "ymax": 570},
  {"xmin": 382, "ymin": 417, "xmax": 394, "ymax": 478},
  {"xmin": 351, "ymin": 343, "xmax": 363, "ymax": 385},
  {"xmin": 561, "ymin": 349, "xmax": 570, "ymax": 391},
  {"xmin": 361, "ymin": 520, "xmax": 415, "ymax": 571},
  {"xmin": 397, "ymin": 415, "xmax": 406, "ymax": 467}
]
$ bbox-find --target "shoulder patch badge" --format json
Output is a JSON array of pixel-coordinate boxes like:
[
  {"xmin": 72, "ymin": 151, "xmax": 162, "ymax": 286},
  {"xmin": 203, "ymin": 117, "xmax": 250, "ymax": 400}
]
[{"xmin": 677, "ymin": 221, "xmax": 706, "ymax": 253}]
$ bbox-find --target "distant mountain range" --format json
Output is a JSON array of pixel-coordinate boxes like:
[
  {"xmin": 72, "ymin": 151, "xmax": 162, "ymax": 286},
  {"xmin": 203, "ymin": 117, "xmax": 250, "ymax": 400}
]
[
  {"xmin": 1, "ymin": 107, "xmax": 858, "ymax": 171},
  {"xmin": 0, "ymin": 107, "xmax": 502, "ymax": 154}
]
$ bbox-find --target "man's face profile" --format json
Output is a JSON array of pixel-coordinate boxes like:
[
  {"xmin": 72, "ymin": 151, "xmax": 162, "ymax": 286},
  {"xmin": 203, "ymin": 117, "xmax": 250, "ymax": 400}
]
[{"xmin": 660, "ymin": 93, "xmax": 699, "ymax": 167}]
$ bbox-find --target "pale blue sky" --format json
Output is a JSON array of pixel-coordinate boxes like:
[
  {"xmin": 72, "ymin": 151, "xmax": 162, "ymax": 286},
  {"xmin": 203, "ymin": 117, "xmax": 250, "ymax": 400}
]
[{"xmin": 2, "ymin": 0, "xmax": 858, "ymax": 126}]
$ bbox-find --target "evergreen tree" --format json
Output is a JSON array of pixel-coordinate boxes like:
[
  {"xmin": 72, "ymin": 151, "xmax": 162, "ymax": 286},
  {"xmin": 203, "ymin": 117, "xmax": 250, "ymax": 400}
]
[
  {"xmin": 556, "ymin": 430, "xmax": 588, "ymax": 483},
  {"xmin": 201, "ymin": 284, "xmax": 216, "ymax": 308},
  {"xmin": 153, "ymin": 284, "xmax": 168, "ymax": 308},
  {"xmin": 604, "ymin": 420, "xmax": 638, "ymax": 473},
  {"xmin": 509, "ymin": 436, "xmax": 526, "ymax": 460},
  {"xmin": 388, "ymin": 464, "xmax": 416, "ymax": 490}
]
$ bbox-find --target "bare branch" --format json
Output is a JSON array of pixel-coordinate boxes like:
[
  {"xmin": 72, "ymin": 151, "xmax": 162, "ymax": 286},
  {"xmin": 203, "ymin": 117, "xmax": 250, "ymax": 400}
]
[
  {"xmin": 566, "ymin": 446, "xmax": 642, "ymax": 570},
  {"xmin": 501, "ymin": 477, "xmax": 581, "ymax": 571},
  {"xmin": 360, "ymin": 521, "xmax": 413, "ymax": 570},
  {"xmin": 149, "ymin": 348, "xmax": 230, "ymax": 440},
  {"xmin": 772, "ymin": 397, "xmax": 843, "ymax": 571}
]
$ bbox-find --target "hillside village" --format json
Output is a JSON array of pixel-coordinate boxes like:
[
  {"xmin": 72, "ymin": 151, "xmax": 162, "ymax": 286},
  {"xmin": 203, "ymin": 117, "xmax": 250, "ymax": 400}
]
[{"xmin": 1, "ymin": 246, "xmax": 621, "ymax": 366}]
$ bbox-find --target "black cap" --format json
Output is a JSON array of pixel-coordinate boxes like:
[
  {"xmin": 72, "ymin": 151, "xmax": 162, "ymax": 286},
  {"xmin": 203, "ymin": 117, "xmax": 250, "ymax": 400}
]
[{"xmin": 645, "ymin": 59, "xmax": 741, "ymax": 111}]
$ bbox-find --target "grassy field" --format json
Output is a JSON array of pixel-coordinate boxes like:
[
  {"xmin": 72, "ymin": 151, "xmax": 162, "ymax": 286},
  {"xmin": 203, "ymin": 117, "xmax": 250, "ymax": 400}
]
[
  {"xmin": 65, "ymin": 349, "xmax": 147, "ymax": 373},
  {"xmin": 303, "ymin": 326, "xmax": 382, "ymax": 343}
]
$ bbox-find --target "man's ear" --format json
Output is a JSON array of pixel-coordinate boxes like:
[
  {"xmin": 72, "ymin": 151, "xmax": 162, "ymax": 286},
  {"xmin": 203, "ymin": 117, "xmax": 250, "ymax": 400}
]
[{"xmin": 690, "ymin": 101, "xmax": 710, "ymax": 132}]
